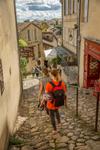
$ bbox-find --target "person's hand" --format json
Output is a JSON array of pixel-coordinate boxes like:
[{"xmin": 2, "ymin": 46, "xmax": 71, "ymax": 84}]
[
  {"xmin": 40, "ymin": 99, "xmax": 44, "ymax": 107},
  {"xmin": 38, "ymin": 102, "xmax": 40, "ymax": 108}
]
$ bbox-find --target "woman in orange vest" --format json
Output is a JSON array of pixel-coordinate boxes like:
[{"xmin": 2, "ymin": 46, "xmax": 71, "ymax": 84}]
[{"xmin": 45, "ymin": 69, "xmax": 67, "ymax": 134}]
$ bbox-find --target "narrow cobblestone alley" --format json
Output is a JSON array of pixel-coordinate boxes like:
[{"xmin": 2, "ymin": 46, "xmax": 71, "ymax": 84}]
[{"xmin": 9, "ymin": 78, "xmax": 100, "ymax": 150}]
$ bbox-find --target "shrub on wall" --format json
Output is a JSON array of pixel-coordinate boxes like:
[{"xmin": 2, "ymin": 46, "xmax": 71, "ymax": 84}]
[{"xmin": 20, "ymin": 57, "xmax": 28, "ymax": 77}]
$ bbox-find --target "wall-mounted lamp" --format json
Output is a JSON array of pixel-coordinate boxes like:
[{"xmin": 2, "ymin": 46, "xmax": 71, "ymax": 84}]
[{"xmin": 74, "ymin": 24, "xmax": 78, "ymax": 29}]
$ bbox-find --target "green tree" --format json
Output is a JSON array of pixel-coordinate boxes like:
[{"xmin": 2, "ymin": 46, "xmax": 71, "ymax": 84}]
[
  {"xmin": 40, "ymin": 22, "xmax": 49, "ymax": 32},
  {"xmin": 51, "ymin": 56, "xmax": 61, "ymax": 65},
  {"xmin": 20, "ymin": 57, "xmax": 28, "ymax": 77},
  {"xmin": 19, "ymin": 39, "xmax": 28, "ymax": 48}
]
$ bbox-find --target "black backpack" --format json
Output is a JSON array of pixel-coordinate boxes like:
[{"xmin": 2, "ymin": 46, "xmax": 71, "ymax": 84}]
[{"xmin": 49, "ymin": 81, "xmax": 65, "ymax": 107}]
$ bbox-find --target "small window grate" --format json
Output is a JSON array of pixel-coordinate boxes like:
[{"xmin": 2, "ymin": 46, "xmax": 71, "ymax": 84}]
[{"xmin": 0, "ymin": 59, "xmax": 4, "ymax": 95}]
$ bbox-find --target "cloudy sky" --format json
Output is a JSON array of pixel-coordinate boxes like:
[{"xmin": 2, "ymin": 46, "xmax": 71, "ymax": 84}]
[{"xmin": 16, "ymin": 0, "xmax": 61, "ymax": 22}]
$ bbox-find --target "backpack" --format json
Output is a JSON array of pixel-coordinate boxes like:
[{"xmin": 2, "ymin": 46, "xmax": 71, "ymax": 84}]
[{"xmin": 49, "ymin": 81, "xmax": 65, "ymax": 107}]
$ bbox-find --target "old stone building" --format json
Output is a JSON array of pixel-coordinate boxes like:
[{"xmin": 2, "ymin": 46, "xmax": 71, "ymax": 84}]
[
  {"xmin": 0, "ymin": 0, "xmax": 21, "ymax": 149},
  {"xmin": 18, "ymin": 21, "xmax": 44, "ymax": 72},
  {"xmin": 43, "ymin": 32, "xmax": 58, "ymax": 50},
  {"xmin": 62, "ymin": 0, "xmax": 100, "ymax": 87}
]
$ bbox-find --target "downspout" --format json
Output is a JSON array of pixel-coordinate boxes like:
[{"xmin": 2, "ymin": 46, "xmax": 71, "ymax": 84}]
[
  {"xmin": 75, "ymin": 0, "xmax": 81, "ymax": 117},
  {"xmin": 60, "ymin": 0, "xmax": 64, "ymax": 46},
  {"xmin": 77, "ymin": 0, "xmax": 81, "ymax": 85},
  {"xmin": 62, "ymin": 1, "xmax": 64, "ymax": 46}
]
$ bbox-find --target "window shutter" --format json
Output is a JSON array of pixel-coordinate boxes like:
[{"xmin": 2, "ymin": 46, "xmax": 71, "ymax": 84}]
[
  {"xmin": 68, "ymin": 0, "xmax": 71, "ymax": 14},
  {"xmin": 74, "ymin": 0, "xmax": 77, "ymax": 13},
  {"xmin": 28, "ymin": 30, "xmax": 31, "ymax": 41},
  {"xmin": 71, "ymin": 0, "xmax": 74, "ymax": 14},
  {"xmin": 64, "ymin": 0, "xmax": 69, "ymax": 15},
  {"xmin": 84, "ymin": 0, "xmax": 89, "ymax": 22},
  {"xmin": 34, "ymin": 28, "xmax": 37, "ymax": 41},
  {"xmin": 64, "ymin": 0, "xmax": 66, "ymax": 15}
]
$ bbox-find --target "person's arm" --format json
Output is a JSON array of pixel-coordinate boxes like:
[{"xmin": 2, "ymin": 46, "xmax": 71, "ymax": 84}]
[
  {"xmin": 64, "ymin": 94, "xmax": 67, "ymax": 108},
  {"xmin": 62, "ymin": 82, "xmax": 67, "ymax": 108}
]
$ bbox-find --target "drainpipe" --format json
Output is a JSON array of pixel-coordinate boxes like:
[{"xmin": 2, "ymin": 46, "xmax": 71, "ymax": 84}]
[
  {"xmin": 75, "ymin": 0, "xmax": 81, "ymax": 117},
  {"xmin": 60, "ymin": 0, "xmax": 63, "ymax": 47},
  {"xmin": 62, "ymin": 1, "xmax": 64, "ymax": 46},
  {"xmin": 77, "ymin": 0, "xmax": 81, "ymax": 85}
]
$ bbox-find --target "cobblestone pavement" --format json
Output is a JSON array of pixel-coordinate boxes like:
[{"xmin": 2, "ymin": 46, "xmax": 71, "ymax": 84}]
[{"xmin": 9, "ymin": 78, "xmax": 100, "ymax": 150}]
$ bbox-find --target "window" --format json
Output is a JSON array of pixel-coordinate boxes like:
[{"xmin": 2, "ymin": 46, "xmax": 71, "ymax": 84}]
[
  {"xmin": 81, "ymin": 0, "xmax": 89, "ymax": 22},
  {"xmin": 0, "ymin": 59, "xmax": 4, "ymax": 95},
  {"xmin": 64, "ymin": 0, "xmax": 68, "ymax": 15},
  {"xmin": 84, "ymin": 0, "xmax": 89, "ymax": 22},
  {"xmin": 34, "ymin": 28, "xmax": 37, "ymax": 41},
  {"xmin": 70, "ymin": 0, "xmax": 74, "ymax": 14},
  {"xmin": 74, "ymin": 0, "xmax": 77, "ymax": 13},
  {"xmin": 68, "ymin": 0, "xmax": 71, "ymax": 14},
  {"xmin": 27, "ymin": 29, "xmax": 31, "ymax": 41},
  {"xmin": 38, "ymin": 45, "xmax": 41, "ymax": 58},
  {"xmin": 64, "ymin": 0, "xmax": 75, "ymax": 15}
]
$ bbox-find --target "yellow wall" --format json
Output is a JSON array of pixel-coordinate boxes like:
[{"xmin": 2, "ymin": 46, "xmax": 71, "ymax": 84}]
[
  {"xmin": 63, "ymin": 4, "xmax": 77, "ymax": 54},
  {"xmin": 0, "ymin": 1, "xmax": 21, "ymax": 149},
  {"xmin": 26, "ymin": 57, "xmax": 34, "ymax": 73},
  {"xmin": 63, "ymin": 0, "xmax": 100, "ymax": 87},
  {"xmin": 79, "ymin": 0, "xmax": 100, "ymax": 86}
]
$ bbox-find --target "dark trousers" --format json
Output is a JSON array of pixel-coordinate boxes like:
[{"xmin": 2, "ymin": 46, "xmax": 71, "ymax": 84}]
[
  {"xmin": 45, "ymin": 101, "xmax": 49, "ymax": 115},
  {"xmin": 49, "ymin": 109, "xmax": 60, "ymax": 130}
]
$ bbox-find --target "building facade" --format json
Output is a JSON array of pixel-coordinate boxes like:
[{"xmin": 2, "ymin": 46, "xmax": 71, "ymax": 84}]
[
  {"xmin": 18, "ymin": 22, "xmax": 44, "ymax": 72},
  {"xmin": 0, "ymin": 1, "xmax": 21, "ymax": 149},
  {"xmin": 43, "ymin": 32, "xmax": 58, "ymax": 51},
  {"xmin": 62, "ymin": 0, "xmax": 78, "ymax": 54},
  {"xmin": 62, "ymin": 0, "xmax": 100, "ymax": 87}
]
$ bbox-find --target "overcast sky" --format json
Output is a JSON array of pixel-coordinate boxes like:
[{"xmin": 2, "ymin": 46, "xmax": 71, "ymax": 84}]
[
  {"xmin": 16, "ymin": 0, "xmax": 61, "ymax": 22},
  {"xmin": 16, "ymin": 0, "xmax": 59, "ymax": 4}
]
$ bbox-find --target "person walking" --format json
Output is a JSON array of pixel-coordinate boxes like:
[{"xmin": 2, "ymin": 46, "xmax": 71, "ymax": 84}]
[
  {"xmin": 38, "ymin": 68, "xmax": 51, "ymax": 114},
  {"xmin": 45, "ymin": 69, "xmax": 67, "ymax": 134}
]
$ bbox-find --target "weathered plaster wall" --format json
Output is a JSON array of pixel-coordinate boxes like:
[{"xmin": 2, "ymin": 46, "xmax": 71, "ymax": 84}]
[
  {"xmin": 0, "ymin": 0, "xmax": 21, "ymax": 149},
  {"xmin": 79, "ymin": 0, "xmax": 100, "ymax": 86},
  {"xmin": 62, "ymin": 0, "xmax": 100, "ymax": 87}
]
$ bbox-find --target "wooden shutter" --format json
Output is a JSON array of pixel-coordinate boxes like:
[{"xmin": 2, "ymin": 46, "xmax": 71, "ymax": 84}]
[
  {"xmin": 64, "ymin": 0, "xmax": 66, "ymax": 15},
  {"xmin": 64, "ymin": 0, "xmax": 69, "ymax": 15},
  {"xmin": 84, "ymin": 0, "xmax": 89, "ymax": 22},
  {"xmin": 70, "ymin": 0, "xmax": 74, "ymax": 14},
  {"xmin": 74, "ymin": 0, "xmax": 77, "ymax": 13},
  {"xmin": 28, "ymin": 29, "xmax": 31, "ymax": 41},
  {"xmin": 34, "ymin": 28, "xmax": 37, "ymax": 41},
  {"xmin": 81, "ymin": 0, "xmax": 89, "ymax": 22}
]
